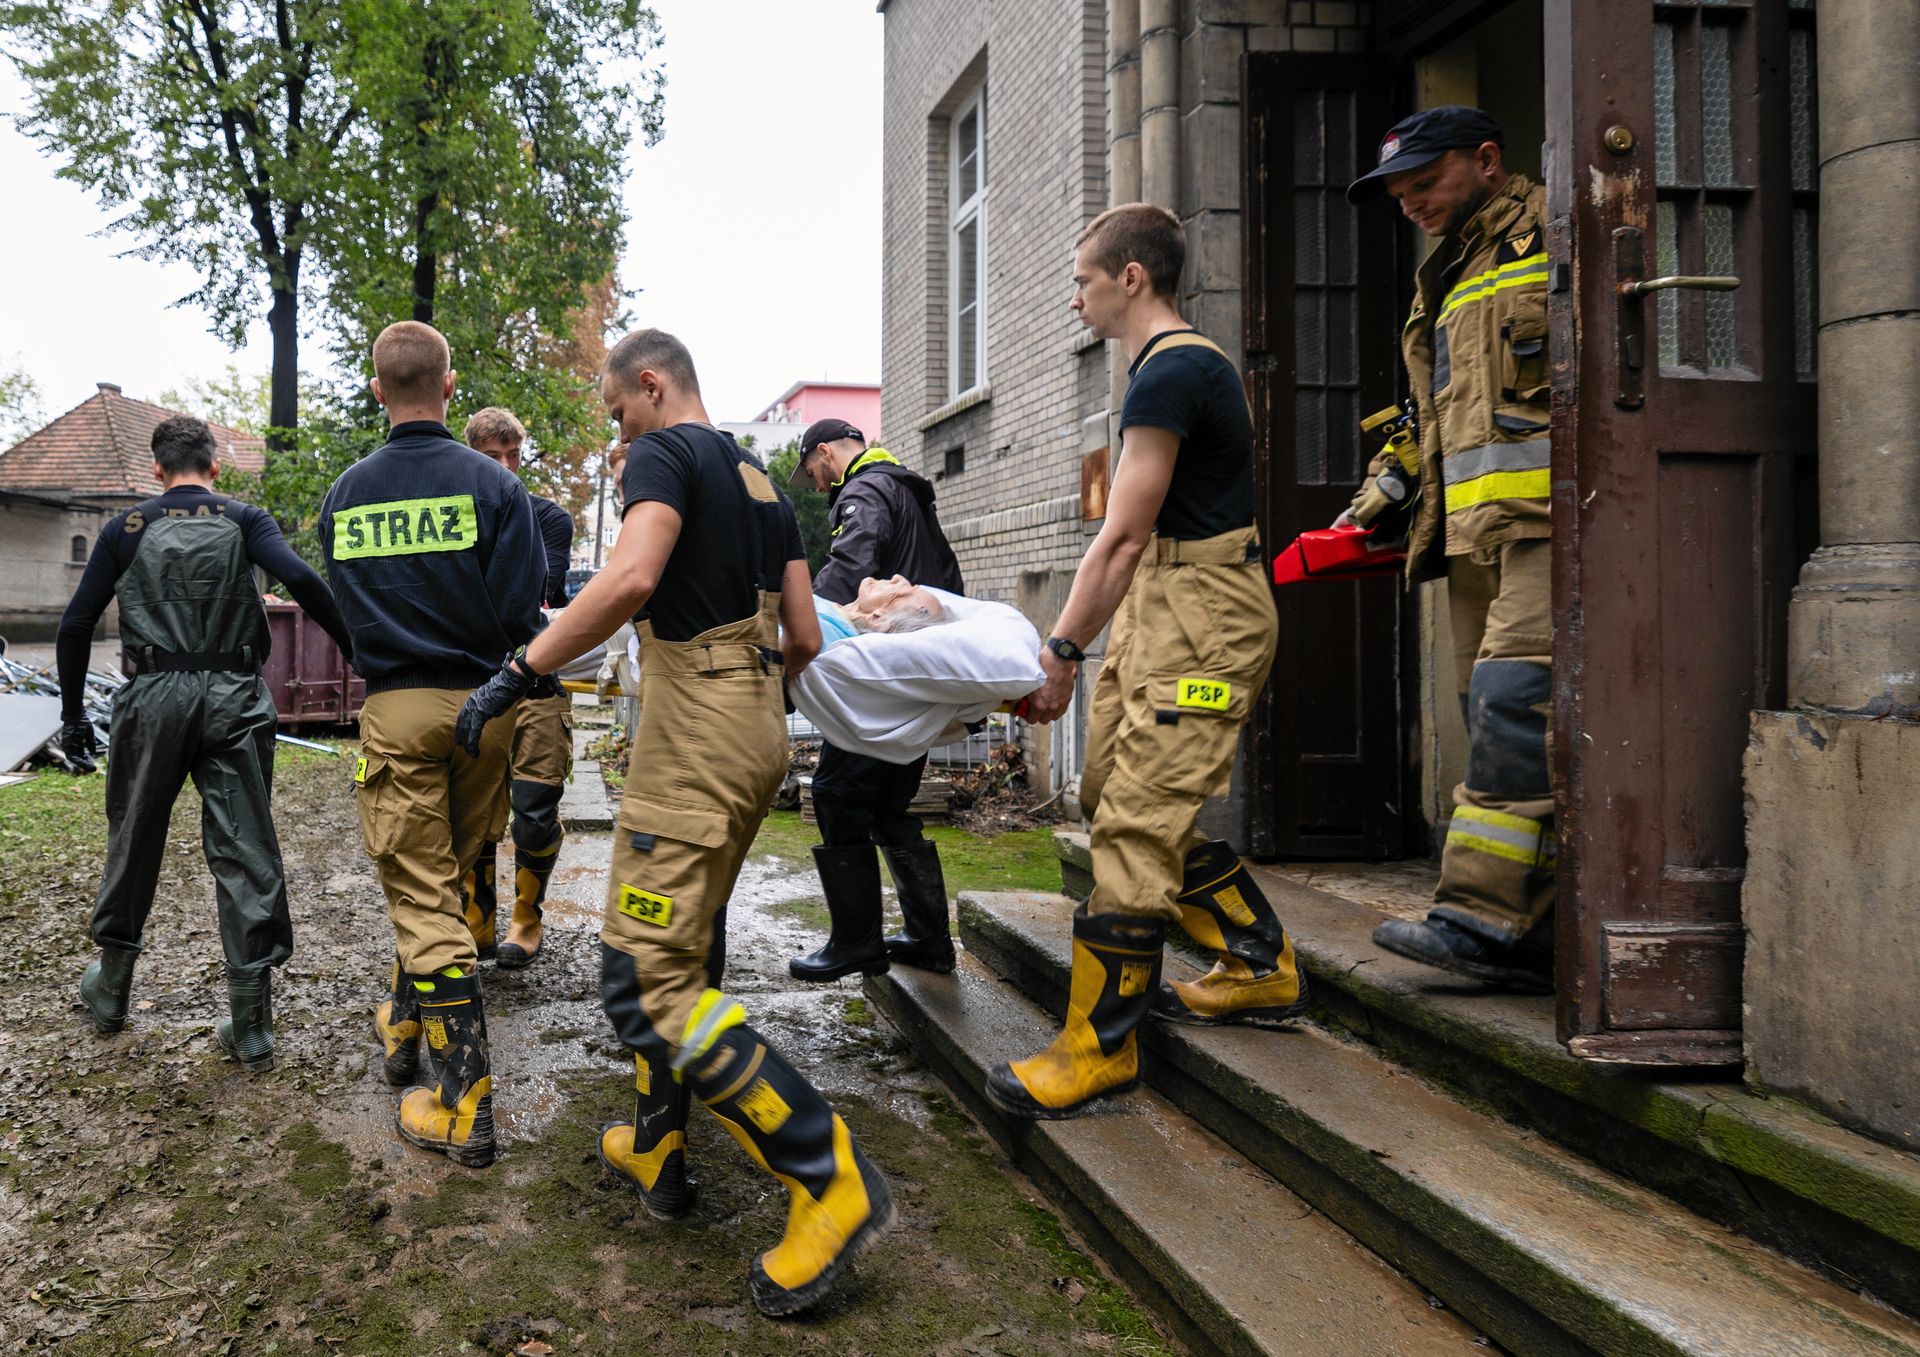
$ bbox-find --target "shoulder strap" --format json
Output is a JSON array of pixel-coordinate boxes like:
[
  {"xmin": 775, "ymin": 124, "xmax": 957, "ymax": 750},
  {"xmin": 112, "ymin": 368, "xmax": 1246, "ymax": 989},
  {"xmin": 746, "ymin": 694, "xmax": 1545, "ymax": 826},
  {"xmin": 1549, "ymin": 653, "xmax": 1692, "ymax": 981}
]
[{"xmin": 1134, "ymin": 332, "xmax": 1253, "ymax": 419}]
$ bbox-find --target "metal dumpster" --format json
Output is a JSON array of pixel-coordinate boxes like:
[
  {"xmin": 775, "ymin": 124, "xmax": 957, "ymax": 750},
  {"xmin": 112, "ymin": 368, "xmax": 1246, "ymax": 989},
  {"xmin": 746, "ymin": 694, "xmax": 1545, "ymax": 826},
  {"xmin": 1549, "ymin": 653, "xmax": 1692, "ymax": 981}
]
[{"xmin": 261, "ymin": 601, "xmax": 362, "ymax": 726}]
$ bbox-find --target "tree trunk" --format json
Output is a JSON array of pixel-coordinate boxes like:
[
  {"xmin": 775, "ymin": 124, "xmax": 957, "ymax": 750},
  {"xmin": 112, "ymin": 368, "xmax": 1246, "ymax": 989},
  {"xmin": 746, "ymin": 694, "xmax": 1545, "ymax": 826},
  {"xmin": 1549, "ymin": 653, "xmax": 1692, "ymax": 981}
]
[
  {"xmin": 267, "ymin": 259, "xmax": 299, "ymax": 452},
  {"xmin": 411, "ymin": 191, "xmax": 439, "ymax": 324}
]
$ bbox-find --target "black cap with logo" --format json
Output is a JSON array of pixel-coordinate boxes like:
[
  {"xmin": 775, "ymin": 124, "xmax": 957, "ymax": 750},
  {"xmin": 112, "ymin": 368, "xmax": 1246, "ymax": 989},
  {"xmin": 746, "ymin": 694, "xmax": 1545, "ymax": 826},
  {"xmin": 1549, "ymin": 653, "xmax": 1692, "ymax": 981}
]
[
  {"xmin": 1346, "ymin": 105, "xmax": 1505, "ymax": 205},
  {"xmin": 790, "ymin": 418, "xmax": 866, "ymax": 486}
]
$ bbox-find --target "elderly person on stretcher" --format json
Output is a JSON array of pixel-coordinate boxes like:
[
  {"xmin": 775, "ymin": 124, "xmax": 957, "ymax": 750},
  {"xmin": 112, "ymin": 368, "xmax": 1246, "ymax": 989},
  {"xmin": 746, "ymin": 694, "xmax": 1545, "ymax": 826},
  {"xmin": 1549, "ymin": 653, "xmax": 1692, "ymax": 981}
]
[{"xmin": 791, "ymin": 574, "xmax": 1046, "ymax": 765}]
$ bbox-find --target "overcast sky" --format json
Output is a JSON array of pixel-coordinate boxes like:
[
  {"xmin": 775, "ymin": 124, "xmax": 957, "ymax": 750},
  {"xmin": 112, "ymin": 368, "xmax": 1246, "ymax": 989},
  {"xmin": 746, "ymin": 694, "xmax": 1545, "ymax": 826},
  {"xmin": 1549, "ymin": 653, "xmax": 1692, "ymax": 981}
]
[{"xmin": 0, "ymin": 0, "xmax": 883, "ymax": 428}]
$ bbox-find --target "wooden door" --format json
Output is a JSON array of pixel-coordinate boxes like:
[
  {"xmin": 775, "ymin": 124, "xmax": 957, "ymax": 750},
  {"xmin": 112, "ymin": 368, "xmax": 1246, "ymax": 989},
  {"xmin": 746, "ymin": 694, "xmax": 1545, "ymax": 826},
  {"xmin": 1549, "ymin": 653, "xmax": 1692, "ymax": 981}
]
[
  {"xmin": 1545, "ymin": 0, "xmax": 1819, "ymax": 1065},
  {"xmin": 1243, "ymin": 54, "xmax": 1407, "ymax": 861}
]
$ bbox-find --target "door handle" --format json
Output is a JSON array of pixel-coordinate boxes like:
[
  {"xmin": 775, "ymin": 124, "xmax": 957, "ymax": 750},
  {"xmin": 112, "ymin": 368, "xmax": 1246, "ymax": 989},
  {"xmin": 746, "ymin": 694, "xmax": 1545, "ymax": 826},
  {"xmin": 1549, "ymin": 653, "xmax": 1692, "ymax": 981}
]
[{"xmin": 1618, "ymin": 275, "xmax": 1741, "ymax": 297}]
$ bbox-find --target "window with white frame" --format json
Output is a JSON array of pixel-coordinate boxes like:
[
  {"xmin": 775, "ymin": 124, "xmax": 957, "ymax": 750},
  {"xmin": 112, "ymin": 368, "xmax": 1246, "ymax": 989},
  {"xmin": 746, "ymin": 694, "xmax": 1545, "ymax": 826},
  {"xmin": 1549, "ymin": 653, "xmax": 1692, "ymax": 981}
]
[{"xmin": 949, "ymin": 83, "xmax": 987, "ymax": 397}]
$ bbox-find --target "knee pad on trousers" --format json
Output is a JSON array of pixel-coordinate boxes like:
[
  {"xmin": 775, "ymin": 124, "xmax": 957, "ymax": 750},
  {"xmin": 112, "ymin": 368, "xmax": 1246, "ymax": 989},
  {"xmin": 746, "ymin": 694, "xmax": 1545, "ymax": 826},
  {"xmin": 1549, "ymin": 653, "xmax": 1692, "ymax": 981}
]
[
  {"xmin": 1464, "ymin": 659, "xmax": 1551, "ymax": 798},
  {"xmin": 600, "ymin": 940, "xmax": 673, "ymax": 1065},
  {"xmin": 510, "ymin": 778, "xmax": 565, "ymax": 851}
]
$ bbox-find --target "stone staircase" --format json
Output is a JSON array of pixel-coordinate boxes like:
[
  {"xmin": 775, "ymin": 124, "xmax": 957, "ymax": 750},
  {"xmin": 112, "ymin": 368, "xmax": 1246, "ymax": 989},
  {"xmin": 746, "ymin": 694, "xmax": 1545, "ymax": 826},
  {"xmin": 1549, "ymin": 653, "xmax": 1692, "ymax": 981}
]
[{"xmin": 864, "ymin": 834, "xmax": 1920, "ymax": 1357}]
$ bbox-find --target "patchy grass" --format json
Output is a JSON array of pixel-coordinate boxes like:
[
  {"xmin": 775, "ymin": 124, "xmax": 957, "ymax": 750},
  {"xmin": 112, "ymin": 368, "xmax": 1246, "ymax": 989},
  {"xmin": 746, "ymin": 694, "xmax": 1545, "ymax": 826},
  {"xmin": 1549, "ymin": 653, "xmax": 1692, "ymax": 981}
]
[{"xmin": 752, "ymin": 810, "xmax": 1061, "ymax": 896}]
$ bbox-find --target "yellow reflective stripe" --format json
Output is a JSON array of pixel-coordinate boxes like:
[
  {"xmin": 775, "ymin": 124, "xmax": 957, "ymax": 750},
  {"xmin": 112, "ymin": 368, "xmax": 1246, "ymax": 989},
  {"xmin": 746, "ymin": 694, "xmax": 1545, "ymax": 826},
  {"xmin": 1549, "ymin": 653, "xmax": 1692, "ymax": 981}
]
[
  {"xmin": 673, "ymin": 988, "xmax": 747, "ymax": 1071},
  {"xmin": 1447, "ymin": 830, "xmax": 1545, "ymax": 865},
  {"xmin": 330, "ymin": 494, "xmax": 478, "ymax": 560},
  {"xmin": 1452, "ymin": 805, "xmax": 1544, "ymax": 836},
  {"xmin": 1438, "ymin": 253, "xmax": 1549, "ymax": 321},
  {"xmin": 1444, "ymin": 467, "xmax": 1553, "ymax": 513}
]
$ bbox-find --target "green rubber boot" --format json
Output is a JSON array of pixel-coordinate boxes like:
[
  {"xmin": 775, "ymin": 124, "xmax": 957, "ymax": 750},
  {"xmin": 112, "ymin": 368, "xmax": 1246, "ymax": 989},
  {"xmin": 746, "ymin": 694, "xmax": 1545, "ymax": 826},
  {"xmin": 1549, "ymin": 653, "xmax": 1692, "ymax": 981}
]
[
  {"xmin": 216, "ymin": 968, "xmax": 276, "ymax": 1072},
  {"xmin": 79, "ymin": 947, "xmax": 137, "ymax": 1035}
]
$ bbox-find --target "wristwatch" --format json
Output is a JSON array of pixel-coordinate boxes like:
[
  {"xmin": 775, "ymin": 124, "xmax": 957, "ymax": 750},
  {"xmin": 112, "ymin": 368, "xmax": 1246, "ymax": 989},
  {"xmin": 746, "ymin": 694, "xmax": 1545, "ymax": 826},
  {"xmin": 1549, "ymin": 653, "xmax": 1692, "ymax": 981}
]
[{"xmin": 1045, "ymin": 635, "xmax": 1086, "ymax": 664}]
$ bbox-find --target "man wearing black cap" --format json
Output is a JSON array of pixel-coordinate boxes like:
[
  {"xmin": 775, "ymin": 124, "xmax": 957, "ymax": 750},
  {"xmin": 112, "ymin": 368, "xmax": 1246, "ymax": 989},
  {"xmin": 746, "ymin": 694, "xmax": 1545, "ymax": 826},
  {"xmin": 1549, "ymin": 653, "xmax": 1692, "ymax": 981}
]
[
  {"xmin": 787, "ymin": 419, "xmax": 965, "ymax": 983},
  {"xmin": 1343, "ymin": 106, "xmax": 1556, "ymax": 993}
]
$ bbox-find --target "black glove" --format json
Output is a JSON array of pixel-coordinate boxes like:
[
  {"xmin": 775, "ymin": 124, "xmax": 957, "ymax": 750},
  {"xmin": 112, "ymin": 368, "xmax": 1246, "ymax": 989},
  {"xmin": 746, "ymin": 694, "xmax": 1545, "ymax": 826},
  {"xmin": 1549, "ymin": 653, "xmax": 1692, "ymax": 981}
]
[
  {"xmin": 58, "ymin": 721, "xmax": 99, "ymax": 775},
  {"xmin": 455, "ymin": 650, "xmax": 557, "ymax": 757}
]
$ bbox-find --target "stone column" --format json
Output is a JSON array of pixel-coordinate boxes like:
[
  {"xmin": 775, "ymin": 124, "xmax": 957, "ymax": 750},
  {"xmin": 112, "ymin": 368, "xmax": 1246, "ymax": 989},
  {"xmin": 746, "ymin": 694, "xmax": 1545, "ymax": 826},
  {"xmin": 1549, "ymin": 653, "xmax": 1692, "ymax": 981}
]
[
  {"xmin": 1786, "ymin": 2, "xmax": 1920, "ymax": 718},
  {"xmin": 1138, "ymin": 0, "xmax": 1181, "ymax": 211},
  {"xmin": 1743, "ymin": 3, "xmax": 1920, "ymax": 1152}
]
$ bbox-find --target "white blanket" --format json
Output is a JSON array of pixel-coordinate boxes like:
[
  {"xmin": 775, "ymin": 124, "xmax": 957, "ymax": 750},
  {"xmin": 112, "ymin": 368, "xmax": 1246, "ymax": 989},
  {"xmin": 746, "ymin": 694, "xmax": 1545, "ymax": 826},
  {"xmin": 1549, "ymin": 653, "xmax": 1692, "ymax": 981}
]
[{"xmin": 790, "ymin": 589, "xmax": 1045, "ymax": 764}]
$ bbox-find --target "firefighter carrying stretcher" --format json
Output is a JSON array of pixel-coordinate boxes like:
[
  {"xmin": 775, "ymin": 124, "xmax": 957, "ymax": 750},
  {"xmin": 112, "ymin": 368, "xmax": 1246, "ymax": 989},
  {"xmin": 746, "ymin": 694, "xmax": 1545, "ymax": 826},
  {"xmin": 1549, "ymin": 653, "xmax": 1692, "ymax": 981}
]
[
  {"xmin": 987, "ymin": 203, "xmax": 1308, "ymax": 1123},
  {"xmin": 455, "ymin": 327, "xmax": 895, "ymax": 1319}
]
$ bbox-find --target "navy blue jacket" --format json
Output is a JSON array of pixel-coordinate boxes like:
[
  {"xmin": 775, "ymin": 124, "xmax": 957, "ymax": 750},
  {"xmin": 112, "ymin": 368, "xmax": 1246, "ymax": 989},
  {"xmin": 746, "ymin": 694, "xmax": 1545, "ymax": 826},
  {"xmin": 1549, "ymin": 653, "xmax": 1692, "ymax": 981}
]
[{"xmin": 317, "ymin": 420, "xmax": 544, "ymax": 694}]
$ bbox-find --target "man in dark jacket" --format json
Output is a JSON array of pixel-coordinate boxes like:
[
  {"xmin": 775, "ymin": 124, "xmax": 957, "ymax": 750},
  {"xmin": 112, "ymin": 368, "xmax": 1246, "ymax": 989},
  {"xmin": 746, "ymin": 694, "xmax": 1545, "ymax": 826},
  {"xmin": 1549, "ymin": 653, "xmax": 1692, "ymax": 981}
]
[
  {"xmin": 59, "ymin": 415, "xmax": 353, "ymax": 1073},
  {"xmin": 317, "ymin": 321, "xmax": 546, "ymax": 1168},
  {"xmin": 786, "ymin": 419, "xmax": 965, "ymax": 982}
]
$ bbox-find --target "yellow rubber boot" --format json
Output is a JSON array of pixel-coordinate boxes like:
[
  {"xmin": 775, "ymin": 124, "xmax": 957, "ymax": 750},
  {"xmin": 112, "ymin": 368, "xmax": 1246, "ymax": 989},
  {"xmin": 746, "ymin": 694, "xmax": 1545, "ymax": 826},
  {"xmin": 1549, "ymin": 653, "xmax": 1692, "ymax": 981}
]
[
  {"xmin": 462, "ymin": 854, "xmax": 499, "ymax": 960},
  {"xmin": 599, "ymin": 1047, "xmax": 694, "ymax": 1219},
  {"xmin": 396, "ymin": 967, "xmax": 496, "ymax": 1168},
  {"xmin": 1154, "ymin": 840, "xmax": 1309, "ymax": 1028},
  {"xmin": 682, "ymin": 1007, "xmax": 894, "ymax": 1317},
  {"xmin": 373, "ymin": 957, "xmax": 421, "ymax": 1086},
  {"xmin": 498, "ymin": 838, "xmax": 559, "ymax": 970},
  {"xmin": 984, "ymin": 907, "xmax": 1165, "ymax": 1120}
]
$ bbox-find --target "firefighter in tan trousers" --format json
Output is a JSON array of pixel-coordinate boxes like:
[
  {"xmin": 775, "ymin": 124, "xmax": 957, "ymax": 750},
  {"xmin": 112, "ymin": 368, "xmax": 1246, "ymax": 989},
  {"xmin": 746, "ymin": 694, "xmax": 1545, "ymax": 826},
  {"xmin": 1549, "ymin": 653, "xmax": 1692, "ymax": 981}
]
[
  {"xmin": 460, "ymin": 407, "xmax": 575, "ymax": 970},
  {"xmin": 456, "ymin": 328, "xmax": 894, "ymax": 1318},
  {"xmin": 1343, "ymin": 107, "xmax": 1555, "ymax": 992},
  {"xmin": 986, "ymin": 204, "xmax": 1306, "ymax": 1123},
  {"xmin": 317, "ymin": 322, "xmax": 547, "ymax": 1168}
]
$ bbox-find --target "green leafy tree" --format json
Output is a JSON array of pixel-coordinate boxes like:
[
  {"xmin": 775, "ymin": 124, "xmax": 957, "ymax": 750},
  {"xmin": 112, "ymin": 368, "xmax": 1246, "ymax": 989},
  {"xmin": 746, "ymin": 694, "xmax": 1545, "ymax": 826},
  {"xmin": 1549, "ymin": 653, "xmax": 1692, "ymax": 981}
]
[
  {"xmin": 323, "ymin": 0, "xmax": 661, "ymax": 518},
  {"xmin": 154, "ymin": 364, "xmax": 275, "ymax": 436},
  {"xmin": 761, "ymin": 439, "xmax": 830, "ymax": 577},
  {"xmin": 1, "ymin": 0, "xmax": 360, "ymax": 447},
  {"xmin": 0, "ymin": 361, "xmax": 43, "ymax": 446}
]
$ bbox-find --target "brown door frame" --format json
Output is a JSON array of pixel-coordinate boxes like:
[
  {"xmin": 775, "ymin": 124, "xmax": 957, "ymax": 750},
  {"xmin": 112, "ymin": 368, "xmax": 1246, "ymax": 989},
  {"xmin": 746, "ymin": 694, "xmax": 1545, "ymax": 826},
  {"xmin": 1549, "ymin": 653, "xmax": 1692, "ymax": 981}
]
[{"xmin": 1545, "ymin": 0, "xmax": 1816, "ymax": 1066}]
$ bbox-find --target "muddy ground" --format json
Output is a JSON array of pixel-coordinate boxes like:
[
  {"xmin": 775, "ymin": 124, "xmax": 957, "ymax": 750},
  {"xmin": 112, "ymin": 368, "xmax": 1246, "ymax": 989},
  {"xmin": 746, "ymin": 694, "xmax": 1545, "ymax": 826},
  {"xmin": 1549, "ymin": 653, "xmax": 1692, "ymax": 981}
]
[{"xmin": 0, "ymin": 726, "xmax": 1174, "ymax": 1356}]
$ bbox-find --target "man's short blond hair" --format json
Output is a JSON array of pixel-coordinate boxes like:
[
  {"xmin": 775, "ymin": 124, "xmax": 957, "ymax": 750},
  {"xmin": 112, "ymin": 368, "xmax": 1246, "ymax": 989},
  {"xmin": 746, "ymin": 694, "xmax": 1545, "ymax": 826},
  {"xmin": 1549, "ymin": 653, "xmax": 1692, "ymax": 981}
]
[
  {"xmin": 1076, "ymin": 203, "xmax": 1185, "ymax": 297},
  {"xmin": 463, "ymin": 407, "xmax": 525, "ymax": 450},
  {"xmin": 372, "ymin": 321, "xmax": 451, "ymax": 404}
]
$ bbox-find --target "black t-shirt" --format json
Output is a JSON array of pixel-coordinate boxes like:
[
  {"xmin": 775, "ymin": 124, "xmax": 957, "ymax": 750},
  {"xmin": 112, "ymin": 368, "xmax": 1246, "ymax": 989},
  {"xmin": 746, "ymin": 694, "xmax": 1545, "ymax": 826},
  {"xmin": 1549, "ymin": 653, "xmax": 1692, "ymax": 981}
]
[
  {"xmin": 619, "ymin": 423, "xmax": 806, "ymax": 642},
  {"xmin": 1120, "ymin": 330, "xmax": 1256, "ymax": 540}
]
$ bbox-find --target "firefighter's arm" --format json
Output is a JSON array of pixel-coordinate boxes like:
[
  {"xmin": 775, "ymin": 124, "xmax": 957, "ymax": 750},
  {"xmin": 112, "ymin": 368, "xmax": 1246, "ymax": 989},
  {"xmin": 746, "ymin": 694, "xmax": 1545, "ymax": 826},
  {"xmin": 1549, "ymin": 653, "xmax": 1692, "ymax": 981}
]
[
  {"xmin": 525, "ymin": 499, "xmax": 678, "ymax": 674},
  {"xmin": 1028, "ymin": 426, "xmax": 1178, "ymax": 723},
  {"xmin": 777, "ymin": 558, "xmax": 821, "ymax": 679}
]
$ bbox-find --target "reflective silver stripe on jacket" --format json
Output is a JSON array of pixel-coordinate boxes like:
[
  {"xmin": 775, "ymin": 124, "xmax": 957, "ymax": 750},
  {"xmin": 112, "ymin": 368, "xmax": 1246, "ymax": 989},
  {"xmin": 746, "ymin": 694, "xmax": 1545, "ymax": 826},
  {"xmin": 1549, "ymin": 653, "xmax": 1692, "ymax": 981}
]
[{"xmin": 1442, "ymin": 439, "xmax": 1551, "ymax": 485}]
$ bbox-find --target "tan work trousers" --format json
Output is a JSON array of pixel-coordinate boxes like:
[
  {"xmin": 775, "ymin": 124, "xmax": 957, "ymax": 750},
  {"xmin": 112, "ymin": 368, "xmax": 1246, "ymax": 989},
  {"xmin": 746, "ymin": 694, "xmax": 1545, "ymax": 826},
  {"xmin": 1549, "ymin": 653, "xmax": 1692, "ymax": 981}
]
[
  {"xmin": 1081, "ymin": 527, "xmax": 1278, "ymax": 923},
  {"xmin": 600, "ymin": 596, "xmax": 788, "ymax": 1059},
  {"xmin": 512, "ymin": 692, "xmax": 574, "ymax": 787},
  {"xmin": 1434, "ymin": 536, "xmax": 1555, "ymax": 943},
  {"xmin": 356, "ymin": 687, "xmax": 513, "ymax": 975}
]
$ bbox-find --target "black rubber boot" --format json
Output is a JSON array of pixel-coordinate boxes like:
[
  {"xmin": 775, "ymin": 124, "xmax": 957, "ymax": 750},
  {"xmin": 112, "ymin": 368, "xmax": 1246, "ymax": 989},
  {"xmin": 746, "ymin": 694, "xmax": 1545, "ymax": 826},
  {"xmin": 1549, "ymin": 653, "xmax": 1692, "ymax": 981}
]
[
  {"xmin": 687, "ymin": 1022, "xmax": 894, "ymax": 1317},
  {"xmin": 79, "ymin": 946, "xmax": 137, "ymax": 1035},
  {"xmin": 882, "ymin": 840, "xmax": 956, "ymax": 974},
  {"xmin": 790, "ymin": 845, "xmax": 891, "ymax": 982},
  {"xmin": 1373, "ymin": 915, "xmax": 1554, "ymax": 994},
  {"xmin": 463, "ymin": 853, "xmax": 500, "ymax": 961},
  {"xmin": 986, "ymin": 908, "xmax": 1166, "ymax": 1121},
  {"xmin": 397, "ymin": 967, "xmax": 496, "ymax": 1167},
  {"xmin": 599, "ymin": 1047, "xmax": 695, "ymax": 1219},
  {"xmin": 1152, "ymin": 840, "xmax": 1309, "ymax": 1028},
  {"xmin": 216, "ymin": 967, "xmax": 276, "ymax": 1072},
  {"xmin": 373, "ymin": 957, "xmax": 421, "ymax": 1086}
]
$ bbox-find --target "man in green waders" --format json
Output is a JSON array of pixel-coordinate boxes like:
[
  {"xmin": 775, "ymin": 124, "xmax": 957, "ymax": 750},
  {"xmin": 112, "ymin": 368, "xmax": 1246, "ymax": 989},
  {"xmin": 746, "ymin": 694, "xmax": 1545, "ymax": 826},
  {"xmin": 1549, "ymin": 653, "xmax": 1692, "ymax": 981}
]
[{"xmin": 58, "ymin": 414, "xmax": 353, "ymax": 1070}]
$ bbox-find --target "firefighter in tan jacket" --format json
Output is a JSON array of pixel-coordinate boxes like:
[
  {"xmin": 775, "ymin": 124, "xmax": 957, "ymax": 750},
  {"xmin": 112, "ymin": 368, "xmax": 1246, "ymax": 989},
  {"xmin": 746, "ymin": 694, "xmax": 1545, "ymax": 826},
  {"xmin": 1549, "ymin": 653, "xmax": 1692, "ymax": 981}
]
[{"xmin": 1344, "ymin": 107, "xmax": 1555, "ymax": 992}]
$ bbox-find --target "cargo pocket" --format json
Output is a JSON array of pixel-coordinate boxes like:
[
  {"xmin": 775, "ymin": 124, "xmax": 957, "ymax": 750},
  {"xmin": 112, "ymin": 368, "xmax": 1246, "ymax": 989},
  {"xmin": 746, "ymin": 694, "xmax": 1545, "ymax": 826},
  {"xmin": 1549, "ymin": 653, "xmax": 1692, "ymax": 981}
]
[
  {"xmin": 1499, "ymin": 292, "xmax": 1550, "ymax": 408},
  {"xmin": 1137, "ymin": 671, "xmax": 1255, "ymax": 799},
  {"xmin": 606, "ymin": 796, "xmax": 733, "ymax": 952},
  {"xmin": 352, "ymin": 753, "xmax": 401, "ymax": 860}
]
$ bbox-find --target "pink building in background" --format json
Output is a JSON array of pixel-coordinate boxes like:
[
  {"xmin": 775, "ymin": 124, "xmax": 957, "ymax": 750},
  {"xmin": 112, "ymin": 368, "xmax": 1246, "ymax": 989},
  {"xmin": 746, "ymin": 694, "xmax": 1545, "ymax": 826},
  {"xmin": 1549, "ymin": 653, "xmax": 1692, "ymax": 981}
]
[{"xmin": 752, "ymin": 381, "xmax": 882, "ymax": 436}]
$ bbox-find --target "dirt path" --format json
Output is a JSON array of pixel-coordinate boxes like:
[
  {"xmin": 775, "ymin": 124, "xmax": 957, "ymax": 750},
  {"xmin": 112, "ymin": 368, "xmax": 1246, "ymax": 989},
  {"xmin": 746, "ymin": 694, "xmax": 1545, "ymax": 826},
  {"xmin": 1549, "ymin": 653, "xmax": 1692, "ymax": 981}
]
[{"xmin": 0, "ymin": 742, "xmax": 1172, "ymax": 1356}]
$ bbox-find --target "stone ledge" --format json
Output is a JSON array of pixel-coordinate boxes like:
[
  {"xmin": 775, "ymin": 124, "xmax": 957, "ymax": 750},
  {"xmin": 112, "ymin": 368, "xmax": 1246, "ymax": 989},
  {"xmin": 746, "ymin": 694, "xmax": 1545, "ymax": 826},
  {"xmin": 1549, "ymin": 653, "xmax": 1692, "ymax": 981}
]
[
  {"xmin": 863, "ymin": 951, "xmax": 1487, "ymax": 1357},
  {"xmin": 914, "ymin": 383, "xmax": 992, "ymax": 432},
  {"xmin": 1052, "ymin": 829, "xmax": 1920, "ymax": 1316},
  {"xmin": 959, "ymin": 889, "xmax": 1920, "ymax": 1356}
]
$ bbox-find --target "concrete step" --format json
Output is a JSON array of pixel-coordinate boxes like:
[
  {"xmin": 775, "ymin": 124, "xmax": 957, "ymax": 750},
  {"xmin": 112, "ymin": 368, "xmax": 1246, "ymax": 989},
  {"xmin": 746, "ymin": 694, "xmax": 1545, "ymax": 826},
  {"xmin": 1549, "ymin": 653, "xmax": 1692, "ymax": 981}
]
[
  {"xmin": 1055, "ymin": 831, "xmax": 1920, "ymax": 1319},
  {"xmin": 863, "ymin": 952, "xmax": 1491, "ymax": 1357},
  {"xmin": 960, "ymin": 888, "xmax": 1920, "ymax": 1357}
]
